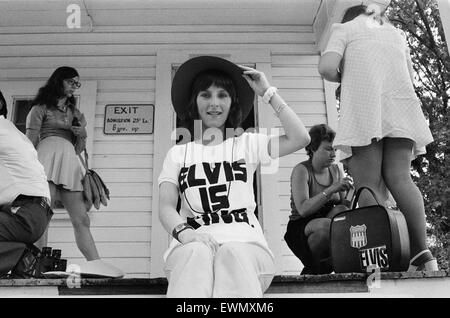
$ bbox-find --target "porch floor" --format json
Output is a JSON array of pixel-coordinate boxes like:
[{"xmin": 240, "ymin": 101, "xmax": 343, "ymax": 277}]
[{"xmin": 0, "ymin": 270, "xmax": 449, "ymax": 297}]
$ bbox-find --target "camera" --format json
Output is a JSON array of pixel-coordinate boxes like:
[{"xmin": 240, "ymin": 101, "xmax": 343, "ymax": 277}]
[
  {"xmin": 72, "ymin": 117, "xmax": 81, "ymax": 126},
  {"xmin": 38, "ymin": 247, "xmax": 67, "ymax": 273}
]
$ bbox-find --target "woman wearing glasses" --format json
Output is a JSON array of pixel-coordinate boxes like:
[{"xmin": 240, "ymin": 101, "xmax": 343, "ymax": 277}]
[{"xmin": 26, "ymin": 67, "xmax": 121, "ymax": 275}]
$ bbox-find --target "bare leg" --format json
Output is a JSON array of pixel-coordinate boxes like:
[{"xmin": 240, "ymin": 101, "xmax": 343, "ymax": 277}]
[
  {"xmin": 60, "ymin": 189, "xmax": 99, "ymax": 260},
  {"xmin": 326, "ymin": 205, "xmax": 348, "ymax": 219},
  {"xmin": 382, "ymin": 138, "xmax": 429, "ymax": 258},
  {"xmin": 347, "ymin": 140, "xmax": 388, "ymax": 206},
  {"xmin": 34, "ymin": 182, "xmax": 57, "ymax": 249},
  {"xmin": 304, "ymin": 218, "xmax": 331, "ymax": 260}
]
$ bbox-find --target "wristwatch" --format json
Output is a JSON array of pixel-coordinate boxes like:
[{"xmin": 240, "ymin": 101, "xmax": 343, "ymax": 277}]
[{"xmin": 172, "ymin": 222, "xmax": 194, "ymax": 242}]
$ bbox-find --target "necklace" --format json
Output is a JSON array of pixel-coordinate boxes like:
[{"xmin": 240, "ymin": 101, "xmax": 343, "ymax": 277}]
[
  {"xmin": 57, "ymin": 100, "xmax": 69, "ymax": 125},
  {"xmin": 61, "ymin": 107, "xmax": 69, "ymax": 125},
  {"xmin": 312, "ymin": 167, "xmax": 333, "ymax": 187}
]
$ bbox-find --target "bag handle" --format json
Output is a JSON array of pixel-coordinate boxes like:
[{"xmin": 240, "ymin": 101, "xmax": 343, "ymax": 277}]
[
  {"xmin": 78, "ymin": 148, "xmax": 89, "ymax": 171},
  {"xmin": 351, "ymin": 186, "xmax": 381, "ymax": 209}
]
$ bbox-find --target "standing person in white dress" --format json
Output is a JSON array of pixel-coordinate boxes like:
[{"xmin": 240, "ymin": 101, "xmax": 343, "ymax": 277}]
[
  {"xmin": 158, "ymin": 56, "xmax": 310, "ymax": 297},
  {"xmin": 318, "ymin": 4, "xmax": 438, "ymax": 271}
]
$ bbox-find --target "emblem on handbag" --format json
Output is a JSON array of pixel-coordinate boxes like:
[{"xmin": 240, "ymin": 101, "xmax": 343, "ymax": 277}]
[{"xmin": 350, "ymin": 224, "xmax": 367, "ymax": 248}]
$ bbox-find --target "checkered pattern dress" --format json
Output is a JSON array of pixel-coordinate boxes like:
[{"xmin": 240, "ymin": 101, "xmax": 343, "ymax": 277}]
[{"xmin": 323, "ymin": 15, "xmax": 433, "ymax": 161}]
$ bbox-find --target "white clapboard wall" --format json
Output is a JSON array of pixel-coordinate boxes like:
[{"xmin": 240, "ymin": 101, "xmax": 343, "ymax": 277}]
[
  {"xmin": 272, "ymin": 55, "xmax": 328, "ymax": 275},
  {"xmin": 0, "ymin": 20, "xmax": 330, "ymax": 277}
]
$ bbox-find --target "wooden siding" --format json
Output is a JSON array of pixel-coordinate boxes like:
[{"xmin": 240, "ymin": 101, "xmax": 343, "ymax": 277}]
[
  {"xmin": 0, "ymin": 23, "xmax": 328, "ymax": 277},
  {"xmin": 0, "ymin": 0, "xmax": 320, "ymax": 28},
  {"xmin": 271, "ymin": 51, "xmax": 331, "ymax": 275}
]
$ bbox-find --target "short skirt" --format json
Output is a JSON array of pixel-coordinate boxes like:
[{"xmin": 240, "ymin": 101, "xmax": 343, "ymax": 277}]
[
  {"xmin": 335, "ymin": 95, "xmax": 434, "ymax": 162},
  {"xmin": 37, "ymin": 136, "xmax": 84, "ymax": 192}
]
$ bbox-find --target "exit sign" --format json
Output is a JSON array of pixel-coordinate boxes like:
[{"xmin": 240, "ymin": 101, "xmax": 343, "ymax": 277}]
[{"xmin": 104, "ymin": 104, "xmax": 154, "ymax": 134}]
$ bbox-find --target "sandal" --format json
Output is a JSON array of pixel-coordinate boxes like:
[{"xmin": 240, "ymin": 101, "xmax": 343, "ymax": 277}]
[{"xmin": 407, "ymin": 250, "xmax": 439, "ymax": 272}]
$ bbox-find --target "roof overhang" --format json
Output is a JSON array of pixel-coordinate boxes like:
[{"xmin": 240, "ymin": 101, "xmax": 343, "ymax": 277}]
[
  {"xmin": 1, "ymin": 0, "xmax": 446, "ymax": 55},
  {"xmin": 0, "ymin": 0, "xmax": 321, "ymax": 28}
]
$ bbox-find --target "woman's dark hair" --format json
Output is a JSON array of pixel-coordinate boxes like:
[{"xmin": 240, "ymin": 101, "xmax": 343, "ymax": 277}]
[
  {"xmin": 342, "ymin": 5, "xmax": 368, "ymax": 23},
  {"xmin": 0, "ymin": 91, "xmax": 7, "ymax": 117},
  {"xmin": 180, "ymin": 69, "xmax": 242, "ymax": 140},
  {"xmin": 342, "ymin": 4, "xmax": 386, "ymax": 24},
  {"xmin": 31, "ymin": 66, "xmax": 79, "ymax": 110},
  {"xmin": 305, "ymin": 124, "xmax": 336, "ymax": 158}
]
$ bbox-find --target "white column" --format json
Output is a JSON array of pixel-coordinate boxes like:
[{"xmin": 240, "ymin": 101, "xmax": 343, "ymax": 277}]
[{"xmin": 437, "ymin": 0, "xmax": 450, "ymax": 52}]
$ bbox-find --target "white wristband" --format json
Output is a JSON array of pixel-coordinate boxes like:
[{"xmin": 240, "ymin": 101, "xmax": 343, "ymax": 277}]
[{"xmin": 262, "ymin": 86, "xmax": 277, "ymax": 104}]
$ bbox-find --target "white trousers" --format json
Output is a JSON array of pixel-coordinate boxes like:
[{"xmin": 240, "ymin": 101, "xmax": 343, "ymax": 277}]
[{"xmin": 164, "ymin": 241, "xmax": 275, "ymax": 298}]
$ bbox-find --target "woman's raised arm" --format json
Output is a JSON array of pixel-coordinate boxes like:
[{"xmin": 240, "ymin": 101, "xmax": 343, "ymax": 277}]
[{"xmin": 239, "ymin": 65, "xmax": 310, "ymax": 158}]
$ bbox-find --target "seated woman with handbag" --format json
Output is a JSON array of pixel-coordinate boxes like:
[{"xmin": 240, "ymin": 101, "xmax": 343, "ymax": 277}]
[{"xmin": 284, "ymin": 124, "xmax": 353, "ymax": 274}]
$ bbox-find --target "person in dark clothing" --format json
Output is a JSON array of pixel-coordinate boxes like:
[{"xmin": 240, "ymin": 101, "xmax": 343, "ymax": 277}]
[{"xmin": 284, "ymin": 124, "xmax": 353, "ymax": 274}]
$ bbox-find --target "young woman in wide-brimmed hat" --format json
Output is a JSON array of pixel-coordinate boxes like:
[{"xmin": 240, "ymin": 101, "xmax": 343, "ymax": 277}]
[{"xmin": 158, "ymin": 56, "xmax": 310, "ymax": 298}]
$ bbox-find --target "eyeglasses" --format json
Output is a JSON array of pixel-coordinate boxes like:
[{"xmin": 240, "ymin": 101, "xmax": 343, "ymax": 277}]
[{"xmin": 65, "ymin": 79, "xmax": 81, "ymax": 88}]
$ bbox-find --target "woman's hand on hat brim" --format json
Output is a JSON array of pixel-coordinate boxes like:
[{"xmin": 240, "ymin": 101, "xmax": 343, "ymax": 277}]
[{"xmin": 238, "ymin": 65, "xmax": 270, "ymax": 97}]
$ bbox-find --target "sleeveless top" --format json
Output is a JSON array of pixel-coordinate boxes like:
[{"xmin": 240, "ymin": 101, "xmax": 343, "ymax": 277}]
[{"xmin": 289, "ymin": 160, "xmax": 341, "ymax": 221}]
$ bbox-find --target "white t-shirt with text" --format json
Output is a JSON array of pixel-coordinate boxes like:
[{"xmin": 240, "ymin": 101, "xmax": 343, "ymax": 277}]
[{"xmin": 158, "ymin": 132, "xmax": 275, "ymax": 260}]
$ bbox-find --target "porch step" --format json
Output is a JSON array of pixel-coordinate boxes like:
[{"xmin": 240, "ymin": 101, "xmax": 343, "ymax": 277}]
[{"xmin": 0, "ymin": 271, "xmax": 449, "ymax": 297}]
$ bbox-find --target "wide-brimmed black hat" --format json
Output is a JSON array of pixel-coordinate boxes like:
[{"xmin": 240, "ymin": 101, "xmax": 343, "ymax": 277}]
[{"xmin": 171, "ymin": 56, "xmax": 254, "ymax": 122}]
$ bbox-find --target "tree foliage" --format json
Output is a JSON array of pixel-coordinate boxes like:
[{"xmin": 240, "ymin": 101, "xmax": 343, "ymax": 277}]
[{"xmin": 387, "ymin": 0, "xmax": 450, "ymax": 269}]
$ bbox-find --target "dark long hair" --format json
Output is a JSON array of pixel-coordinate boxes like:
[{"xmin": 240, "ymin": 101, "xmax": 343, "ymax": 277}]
[
  {"xmin": 0, "ymin": 91, "xmax": 7, "ymax": 117},
  {"xmin": 31, "ymin": 66, "xmax": 79, "ymax": 110},
  {"xmin": 180, "ymin": 70, "xmax": 243, "ymax": 140},
  {"xmin": 305, "ymin": 124, "xmax": 336, "ymax": 159}
]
